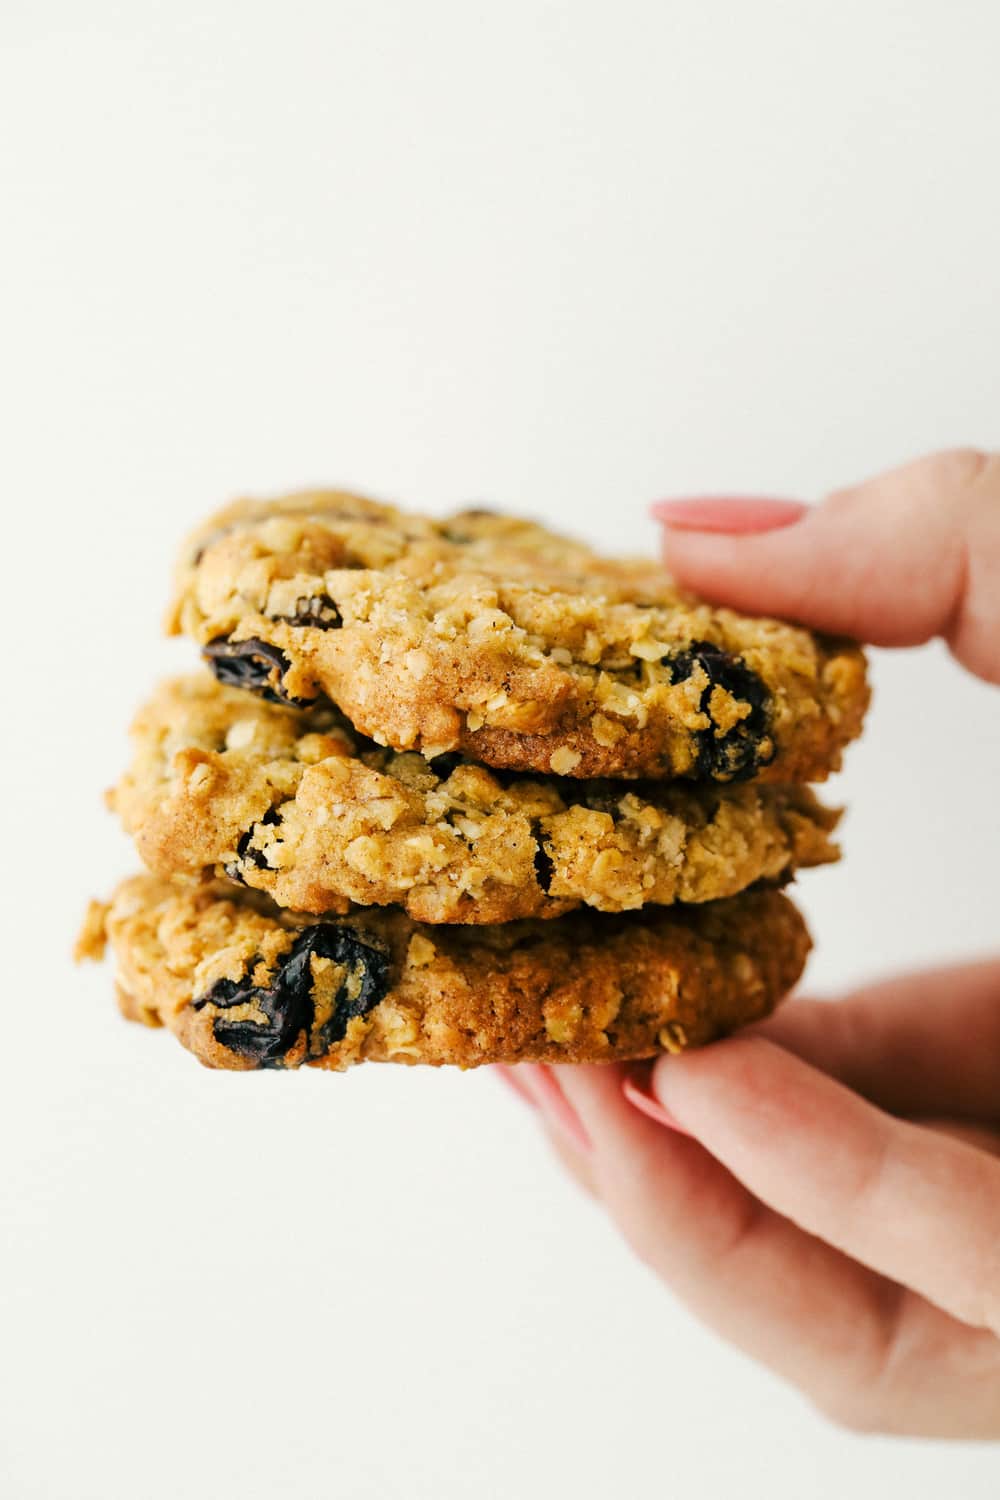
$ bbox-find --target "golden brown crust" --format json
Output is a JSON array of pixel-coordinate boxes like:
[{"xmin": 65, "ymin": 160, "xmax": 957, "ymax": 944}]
[
  {"xmin": 81, "ymin": 874, "xmax": 811, "ymax": 1071},
  {"xmin": 112, "ymin": 675, "xmax": 840, "ymax": 923},
  {"xmin": 167, "ymin": 491, "xmax": 869, "ymax": 783}
]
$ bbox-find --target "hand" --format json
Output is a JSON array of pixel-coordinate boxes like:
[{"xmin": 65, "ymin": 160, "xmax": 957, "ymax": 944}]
[{"xmin": 498, "ymin": 449, "xmax": 1000, "ymax": 1438}]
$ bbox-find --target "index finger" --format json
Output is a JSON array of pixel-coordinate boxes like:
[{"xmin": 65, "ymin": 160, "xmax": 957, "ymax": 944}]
[
  {"xmin": 651, "ymin": 1037, "xmax": 1000, "ymax": 1335},
  {"xmin": 653, "ymin": 449, "xmax": 1000, "ymax": 682}
]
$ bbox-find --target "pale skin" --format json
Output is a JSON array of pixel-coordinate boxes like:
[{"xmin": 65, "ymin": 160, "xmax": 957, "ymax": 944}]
[{"xmin": 498, "ymin": 449, "xmax": 1000, "ymax": 1439}]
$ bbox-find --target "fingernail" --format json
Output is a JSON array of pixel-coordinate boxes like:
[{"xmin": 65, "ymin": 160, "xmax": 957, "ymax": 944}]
[
  {"xmin": 622, "ymin": 1074, "xmax": 694, "ymax": 1136},
  {"xmin": 650, "ymin": 497, "xmax": 808, "ymax": 534},
  {"xmin": 492, "ymin": 1066, "xmax": 537, "ymax": 1107},
  {"xmin": 520, "ymin": 1065, "xmax": 591, "ymax": 1152}
]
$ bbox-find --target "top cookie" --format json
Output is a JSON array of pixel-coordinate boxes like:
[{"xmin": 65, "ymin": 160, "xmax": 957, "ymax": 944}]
[{"xmin": 168, "ymin": 491, "xmax": 869, "ymax": 782}]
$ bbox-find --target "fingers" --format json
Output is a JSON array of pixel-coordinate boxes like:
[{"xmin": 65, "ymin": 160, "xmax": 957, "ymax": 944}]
[
  {"xmin": 492, "ymin": 1066, "xmax": 599, "ymax": 1197},
  {"xmin": 654, "ymin": 448, "xmax": 1000, "ymax": 681},
  {"xmin": 650, "ymin": 1038, "xmax": 1000, "ymax": 1335},
  {"xmin": 541, "ymin": 1119, "xmax": 601, "ymax": 1200},
  {"xmin": 751, "ymin": 957, "xmax": 1000, "ymax": 1122},
  {"xmin": 547, "ymin": 1063, "xmax": 906, "ymax": 1420},
  {"xmin": 512, "ymin": 1064, "xmax": 591, "ymax": 1152},
  {"xmin": 919, "ymin": 1120, "xmax": 1000, "ymax": 1159},
  {"xmin": 491, "ymin": 1065, "xmax": 536, "ymax": 1107},
  {"xmin": 496, "ymin": 1061, "xmax": 1000, "ymax": 1435}
]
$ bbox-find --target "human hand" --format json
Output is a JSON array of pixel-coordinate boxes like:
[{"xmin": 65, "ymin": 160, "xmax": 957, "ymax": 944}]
[{"xmin": 498, "ymin": 449, "xmax": 1000, "ymax": 1438}]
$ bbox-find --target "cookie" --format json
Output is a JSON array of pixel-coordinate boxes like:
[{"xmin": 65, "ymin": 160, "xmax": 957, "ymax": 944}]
[
  {"xmin": 167, "ymin": 491, "xmax": 869, "ymax": 782},
  {"xmin": 77, "ymin": 875, "xmax": 811, "ymax": 1072},
  {"xmin": 112, "ymin": 675, "xmax": 840, "ymax": 924}
]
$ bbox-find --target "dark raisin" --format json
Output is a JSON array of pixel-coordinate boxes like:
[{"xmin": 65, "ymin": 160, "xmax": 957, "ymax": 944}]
[
  {"xmin": 579, "ymin": 782, "xmax": 626, "ymax": 821},
  {"xmin": 280, "ymin": 593, "xmax": 342, "ymax": 630},
  {"xmin": 203, "ymin": 636, "xmax": 313, "ymax": 707},
  {"xmin": 479, "ymin": 764, "xmax": 521, "ymax": 791},
  {"xmin": 225, "ymin": 807, "xmax": 281, "ymax": 880},
  {"xmin": 193, "ymin": 925, "xmax": 392, "ymax": 1068},
  {"xmin": 440, "ymin": 506, "xmax": 497, "ymax": 543},
  {"xmin": 427, "ymin": 751, "xmax": 464, "ymax": 779},
  {"xmin": 533, "ymin": 831, "xmax": 555, "ymax": 894},
  {"xmin": 668, "ymin": 640, "xmax": 772, "ymax": 780},
  {"xmin": 189, "ymin": 521, "xmax": 237, "ymax": 566}
]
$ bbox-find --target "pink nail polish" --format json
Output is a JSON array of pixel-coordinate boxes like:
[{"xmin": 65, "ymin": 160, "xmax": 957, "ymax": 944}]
[
  {"xmin": 522, "ymin": 1065, "xmax": 591, "ymax": 1152},
  {"xmin": 622, "ymin": 1075, "xmax": 693, "ymax": 1136},
  {"xmin": 650, "ymin": 497, "xmax": 808, "ymax": 534}
]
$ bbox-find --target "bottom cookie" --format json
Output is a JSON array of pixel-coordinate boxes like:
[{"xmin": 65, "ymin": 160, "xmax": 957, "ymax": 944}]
[{"xmin": 77, "ymin": 875, "xmax": 810, "ymax": 1072}]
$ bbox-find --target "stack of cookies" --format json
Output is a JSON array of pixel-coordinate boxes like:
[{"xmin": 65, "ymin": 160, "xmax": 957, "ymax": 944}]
[{"xmin": 79, "ymin": 493, "xmax": 868, "ymax": 1072}]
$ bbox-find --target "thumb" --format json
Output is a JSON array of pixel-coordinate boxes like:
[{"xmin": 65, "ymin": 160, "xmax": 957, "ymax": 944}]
[{"xmin": 653, "ymin": 448, "xmax": 1000, "ymax": 684}]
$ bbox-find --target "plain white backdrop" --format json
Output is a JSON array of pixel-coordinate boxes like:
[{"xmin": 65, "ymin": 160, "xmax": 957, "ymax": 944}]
[{"xmin": 3, "ymin": 2, "xmax": 1000, "ymax": 1496}]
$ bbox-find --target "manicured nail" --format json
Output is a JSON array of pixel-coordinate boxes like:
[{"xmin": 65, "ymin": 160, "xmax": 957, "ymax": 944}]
[
  {"xmin": 492, "ymin": 1066, "xmax": 537, "ymax": 1107},
  {"xmin": 520, "ymin": 1065, "xmax": 591, "ymax": 1152},
  {"xmin": 650, "ymin": 497, "xmax": 808, "ymax": 534},
  {"xmin": 622, "ymin": 1075, "xmax": 694, "ymax": 1136}
]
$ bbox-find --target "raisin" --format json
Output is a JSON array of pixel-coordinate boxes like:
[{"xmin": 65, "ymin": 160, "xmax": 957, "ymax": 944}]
[
  {"xmin": 579, "ymin": 783, "xmax": 626, "ymax": 821},
  {"xmin": 532, "ymin": 830, "xmax": 555, "ymax": 894},
  {"xmin": 203, "ymin": 636, "xmax": 313, "ymax": 707},
  {"xmin": 193, "ymin": 925, "xmax": 392, "ymax": 1068},
  {"xmin": 427, "ymin": 751, "xmax": 464, "ymax": 779},
  {"xmin": 280, "ymin": 594, "xmax": 342, "ymax": 630},
  {"xmin": 225, "ymin": 807, "xmax": 281, "ymax": 880},
  {"xmin": 189, "ymin": 521, "xmax": 236, "ymax": 566},
  {"xmin": 668, "ymin": 640, "xmax": 772, "ymax": 780},
  {"xmin": 440, "ymin": 507, "xmax": 497, "ymax": 543}
]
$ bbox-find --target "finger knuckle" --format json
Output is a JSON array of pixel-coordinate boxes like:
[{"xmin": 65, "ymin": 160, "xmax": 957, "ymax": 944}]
[
  {"xmin": 616, "ymin": 1213, "xmax": 668, "ymax": 1275},
  {"xmin": 840, "ymin": 1130, "xmax": 893, "ymax": 1225},
  {"xmin": 972, "ymin": 1284, "xmax": 1000, "ymax": 1338},
  {"xmin": 926, "ymin": 445, "xmax": 993, "ymax": 495},
  {"xmin": 812, "ymin": 1389, "xmax": 886, "ymax": 1435}
]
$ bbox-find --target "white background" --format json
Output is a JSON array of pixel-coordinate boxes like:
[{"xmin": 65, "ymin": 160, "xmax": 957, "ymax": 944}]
[{"xmin": 3, "ymin": 2, "xmax": 1000, "ymax": 1496}]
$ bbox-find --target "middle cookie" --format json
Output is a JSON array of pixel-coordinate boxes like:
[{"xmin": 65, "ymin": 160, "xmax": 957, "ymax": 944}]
[{"xmin": 113, "ymin": 675, "xmax": 840, "ymax": 924}]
